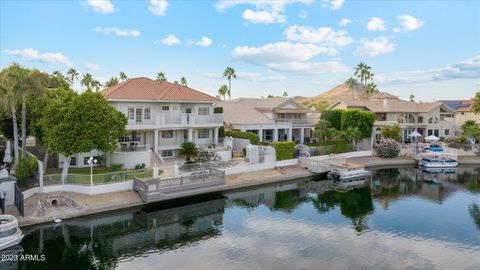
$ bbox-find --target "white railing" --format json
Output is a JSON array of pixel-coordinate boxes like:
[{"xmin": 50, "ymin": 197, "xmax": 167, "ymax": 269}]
[
  {"xmin": 43, "ymin": 169, "xmax": 153, "ymax": 186},
  {"xmin": 158, "ymin": 137, "xmax": 185, "ymax": 146},
  {"xmin": 116, "ymin": 143, "xmax": 151, "ymax": 152},
  {"xmin": 155, "ymin": 113, "xmax": 223, "ymax": 126}
]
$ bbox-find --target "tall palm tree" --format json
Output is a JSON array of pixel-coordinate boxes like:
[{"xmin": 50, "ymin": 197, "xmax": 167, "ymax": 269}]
[
  {"xmin": 345, "ymin": 77, "xmax": 358, "ymax": 99},
  {"xmin": 80, "ymin": 73, "xmax": 94, "ymax": 90},
  {"xmin": 217, "ymin": 84, "xmax": 228, "ymax": 100},
  {"xmin": 282, "ymin": 91, "xmax": 288, "ymax": 98},
  {"xmin": 91, "ymin": 80, "xmax": 102, "ymax": 91},
  {"xmin": 67, "ymin": 68, "xmax": 79, "ymax": 87},
  {"xmin": 180, "ymin": 77, "xmax": 188, "ymax": 87},
  {"xmin": 156, "ymin": 72, "xmax": 167, "ymax": 81},
  {"xmin": 472, "ymin": 92, "xmax": 480, "ymax": 115},
  {"xmin": 366, "ymin": 82, "xmax": 378, "ymax": 95},
  {"xmin": 0, "ymin": 67, "xmax": 20, "ymax": 164},
  {"xmin": 409, "ymin": 94, "xmax": 415, "ymax": 102},
  {"xmin": 119, "ymin": 72, "xmax": 128, "ymax": 82},
  {"xmin": 105, "ymin": 77, "xmax": 119, "ymax": 88},
  {"xmin": 354, "ymin": 62, "xmax": 373, "ymax": 86},
  {"xmin": 223, "ymin": 66, "xmax": 236, "ymax": 100}
]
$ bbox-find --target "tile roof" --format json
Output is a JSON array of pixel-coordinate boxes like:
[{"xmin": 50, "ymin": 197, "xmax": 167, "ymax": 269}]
[
  {"xmin": 333, "ymin": 99, "xmax": 450, "ymax": 113},
  {"xmin": 101, "ymin": 77, "xmax": 218, "ymax": 102},
  {"xmin": 440, "ymin": 100, "xmax": 474, "ymax": 111}
]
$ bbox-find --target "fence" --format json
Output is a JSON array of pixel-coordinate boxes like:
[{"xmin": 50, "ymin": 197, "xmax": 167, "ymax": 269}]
[
  {"xmin": 134, "ymin": 169, "xmax": 225, "ymax": 202},
  {"xmin": 14, "ymin": 183, "xmax": 24, "ymax": 216},
  {"xmin": 43, "ymin": 169, "xmax": 152, "ymax": 186}
]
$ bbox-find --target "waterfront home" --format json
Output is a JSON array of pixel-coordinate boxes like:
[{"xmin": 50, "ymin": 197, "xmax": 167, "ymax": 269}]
[
  {"xmin": 218, "ymin": 98, "xmax": 320, "ymax": 144},
  {"xmin": 440, "ymin": 99, "xmax": 480, "ymax": 127},
  {"xmin": 58, "ymin": 77, "xmax": 223, "ymax": 169},
  {"xmin": 328, "ymin": 96, "xmax": 457, "ymax": 143}
]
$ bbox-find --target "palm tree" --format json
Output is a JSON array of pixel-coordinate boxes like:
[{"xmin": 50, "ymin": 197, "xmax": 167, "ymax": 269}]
[
  {"xmin": 282, "ymin": 91, "xmax": 288, "ymax": 98},
  {"xmin": 180, "ymin": 77, "xmax": 188, "ymax": 87},
  {"xmin": 105, "ymin": 77, "xmax": 119, "ymax": 88},
  {"xmin": 80, "ymin": 73, "xmax": 94, "ymax": 90},
  {"xmin": 409, "ymin": 94, "xmax": 415, "ymax": 102},
  {"xmin": 174, "ymin": 80, "xmax": 179, "ymax": 84},
  {"xmin": 156, "ymin": 72, "xmax": 167, "ymax": 81},
  {"xmin": 0, "ymin": 67, "xmax": 20, "ymax": 164},
  {"xmin": 223, "ymin": 66, "xmax": 236, "ymax": 100},
  {"xmin": 67, "ymin": 68, "xmax": 79, "ymax": 87},
  {"xmin": 366, "ymin": 82, "xmax": 378, "ymax": 95},
  {"xmin": 472, "ymin": 92, "xmax": 480, "ymax": 114},
  {"xmin": 354, "ymin": 62, "xmax": 373, "ymax": 86},
  {"xmin": 91, "ymin": 80, "xmax": 102, "ymax": 91},
  {"xmin": 345, "ymin": 77, "xmax": 358, "ymax": 100},
  {"xmin": 218, "ymin": 85, "xmax": 228, "ymax": 100},
  {"xmin": 119, "ymin": 72, "xmax": 128, "ymax": 82},
  {"xmin": 179, "ymin": 142, "xmax": 199, "ymax": 163}
]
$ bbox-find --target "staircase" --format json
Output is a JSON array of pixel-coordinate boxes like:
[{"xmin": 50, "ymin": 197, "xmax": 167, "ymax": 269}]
[{"xmin": 151, "ymin": 151, "xmax": 164, "ymax": 167}]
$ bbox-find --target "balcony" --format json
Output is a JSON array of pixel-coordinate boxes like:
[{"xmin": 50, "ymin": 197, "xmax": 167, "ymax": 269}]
[
  {"xmin": 274, "ymin": 115, "xmax": 319, "ymax": 125},
  {"xmin": 126, "ymin": 113, "xmax": 223, "ymax": 129}
]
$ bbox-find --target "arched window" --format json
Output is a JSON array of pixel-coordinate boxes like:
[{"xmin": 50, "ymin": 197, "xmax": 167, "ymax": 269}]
[
  {"xmin": 397, "ymin": 114, "xmax": 405, "ymax": 123},
  {"xmin": 428, "ymin": 117, "xmax": 439, "ymax": 124}
]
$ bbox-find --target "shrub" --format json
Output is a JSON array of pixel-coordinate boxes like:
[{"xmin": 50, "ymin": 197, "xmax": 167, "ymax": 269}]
[
  {"xmin": 16, "ymin": 155, "xmax": 38, "ymax": 181},
  {"xmin": 135, "ymin": 163, "xmax": 146, "ymax": 170},
  {"xmin": 270, "ymin": 141, "xmax": 295, "ymax": 161},
  {"xmin": 374, "ymin": 139, "xmax": 401, "ymax": 158},
  {"xmin": 224, "ymin": 130, "xmax": 260, "ymax": 145},
  {"xmin": 318, "ymin": 139, "xmax": 354, "ymax": 154},
  {"xmin": 110, "ymin": 163, "xmax": 123, "ymax": 171},
  {"xmin": 321, "ymin": 110, "xmax": 342, "ymax": 130},
  {"xmin": 341, "ymin": 110, "xmax": 376, "ymax": 139},
  {"xmin": 381, "ymin": 124, "xmax": 401, "ymax": 142},
  {"xmin": 213, "ymin": 107, "xmax": 223, "ymax": 113},
  {"xmin": 446, "ymin": 137, "xmax": 472, "ymax": 150}
]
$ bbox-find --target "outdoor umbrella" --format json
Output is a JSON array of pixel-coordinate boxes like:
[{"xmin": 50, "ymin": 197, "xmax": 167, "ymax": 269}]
[
  {"xmin": 425, "ymin": 135, "xmax": 440, "ymax": 141},
  {"xmin": 408, "ymin": 130, "xmax": 422, "ymax": 138},
  {"xmin": 2, "ymin": 140, "xmax": 12, "ymax": 164}
]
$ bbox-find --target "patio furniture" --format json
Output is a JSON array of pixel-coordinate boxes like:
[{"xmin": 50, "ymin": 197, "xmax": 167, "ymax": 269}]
[{"xmin": 120, "ymin": 143, "xmax": 128, "ymax": 151}]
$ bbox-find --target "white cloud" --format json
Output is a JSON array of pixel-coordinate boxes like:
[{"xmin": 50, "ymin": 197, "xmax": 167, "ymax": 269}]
[
  {"xmin": 354, "ymin": 36, "xmax": 395, "ymax": 57},
  {"xmin": 397, "ymin": 15, "xmax": 424, "ymax": 31},
  {"xmin": 367, "ymin": 17, "xmax": 386, "ymax": 31},
  {"xmin": 266, "ymin": 61, "xmax": 348, "ymax": 74},
  {"xmin": 159, "ymin": 34, "xmax": 180, "ymax": 45},
  {"xmin": 190, "ymin": 36, "xmax": 213, "ymax": 47},
  {"xmin": 339, "ymin": 18, "xmax": 351, "ymax": 26},
  {"xmin": 4, "ymin": 48, "xmax": 73, "ymax": 66},
  {"xmin": 284, "ymin": 25, "xmax": 353, "ymax": 47},
  {"xmin": 148, "ymin": 0, "xmax": 168, "ymax": 16},
  {"xmin": 242, "ymin": 9, "xmax": 286, "ymax": 24},
  {"xmin": 330, "ymin": 0, "xmax": 345, "ymax": 10},
  {"xmin": 85, "ymin": 63, "xmax": 101, "ymax": 71},
  {"xmin": 95, "ymin": 27, "xmax": 140, "ymax": 37},
  {"xmin": 393, "ymin": 28, "xmax": 400, "ymax": 33},
  {"xmin": 84, "ymin": 0, "xmax": 115, "ymax": 13}
]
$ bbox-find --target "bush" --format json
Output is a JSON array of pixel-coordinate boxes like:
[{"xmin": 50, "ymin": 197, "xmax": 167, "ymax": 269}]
[
  {"xmin": 224, "ymin": 130, "xmax": 260, "ymax": 145},
  {"xmin": 381, "ymin": 124, "xmax": 401, "ymax": 142},
  {"xmin": 270, "ymin": 141, "xmax": 295, "ymax": 161},
  {"xmin": 16, "ymin": 155, "xmax": 38, "ymax": 181},
  {"xmin": 318, "ymin": 139, "xmax": 355, "ymax": 154},
  {"xmin": 321, "ymin": 110, "xmax": 342, "ymax": 130},
  {"xmin": 341, "ymin": 110, "xmax": 376, "ymax": 139},
  {"xmin": 135, "ymin": 163, "xmax": 146, "ymax": 170},
  {"xmin": 446, "ymin": 137, "xmax": 472, "ymax": 150},
  {"xmin": 110, "ymin": 163, "xmax": 123, "ymax": 171},
  {"xmin": 374, "ymin": 139, "xmax": 401, "ymax": 158}
]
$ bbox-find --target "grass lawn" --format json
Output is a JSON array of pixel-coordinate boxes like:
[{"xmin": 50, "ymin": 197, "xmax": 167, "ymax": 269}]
[
  {"xmin": 43, "ymin": 167, "xmax": 157, "ymax": 185},
  {"xmin": 46, "ymin": 167, "xmax": 117, "ymax": 175}
]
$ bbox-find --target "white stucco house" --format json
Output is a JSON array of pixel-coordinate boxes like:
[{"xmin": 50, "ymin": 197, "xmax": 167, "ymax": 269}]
[
  {"xmin": 58, "ymin": 77, "xmax": 223, "ymax": 169},
  {"xmin": 217, "ymin": 98, "xmax": 320, "ymax": 144}
]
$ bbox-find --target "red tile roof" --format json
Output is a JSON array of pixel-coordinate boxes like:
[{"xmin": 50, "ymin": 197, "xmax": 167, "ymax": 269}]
[{"xmin": 101, "ymin": 77, "xmax": 219, "ymax": 102}]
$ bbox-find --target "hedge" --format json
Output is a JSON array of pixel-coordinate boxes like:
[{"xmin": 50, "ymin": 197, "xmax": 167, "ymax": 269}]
[
  {"xmin": 321, "ymin": 110, "xmax": 342, "ymax": 130},
  {"xmin": 16, "ymin": 154, "xmax": 38, "ymax": 181},
  {"xmin": 224, "ymin": 130, "xmax": 260, "ymax": 145},
  {"xmin": 341, "ymin": 110, "xmax": 376, "ymax": 139},
  {"xmin": 269, "ymin": 141, "xmax": 295, "ymax": 161}
]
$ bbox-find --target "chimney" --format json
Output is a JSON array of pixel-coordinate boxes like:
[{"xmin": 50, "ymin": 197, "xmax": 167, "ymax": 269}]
[{"xmin": 383, "ymin": 98, "xmax": 390, "ymax": 110}]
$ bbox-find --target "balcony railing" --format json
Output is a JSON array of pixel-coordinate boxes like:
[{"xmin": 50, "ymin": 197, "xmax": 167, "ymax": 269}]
[
  {"xmin": 155, "ymin": 113, "xmax": 223, "ymax": 126},
  {"xmin": 158, "ymin": 137, "xmax": 186, "ymax": 146},
  {"xmin": 274, "ymin": 116, "xmax": 319, "ymax": 125},
  {"xmin": 116, "ymin": 143, "xmax": 151, "ymax": 152}
]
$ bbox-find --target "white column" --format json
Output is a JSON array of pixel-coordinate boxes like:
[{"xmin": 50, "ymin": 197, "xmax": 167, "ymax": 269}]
[
  {"xmin": 287, "ymin": 128, "xmax": 292, "ymax": 141},
  {"xmin": 300, "ymin": 128, "xmax": 305, "ymax": 144},
  {"xmin": 153, "ymin": 129, "xmax": 159, "ymax": 153},
  {"xmin": 258, "ymin": 128, "xmax": 263, "ymax": 142},
  {"xmin": 188, "ymin": 128, "xmax": 193, "ymax": 142},
  {"xmin": 214, "ymin": 127, "xmax": 219, "ymax": 145},
  {"xmin": 273, "ymin": 128, "xmax": 278, "ymax": 142}
]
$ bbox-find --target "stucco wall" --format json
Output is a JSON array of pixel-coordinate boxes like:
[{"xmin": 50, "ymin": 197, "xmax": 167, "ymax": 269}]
[{"xmin": 109, "ymin": 150, "xmax": 152, "ymax": 169}]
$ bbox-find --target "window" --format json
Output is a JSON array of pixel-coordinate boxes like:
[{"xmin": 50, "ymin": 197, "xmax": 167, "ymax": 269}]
[
  {"xmin": 161, "ymin": 150, "xmax": 174, "ymax": 157},
  {"xmin": 428, "ymin": 117, "xmax": 439, "ymax": 124},
  {"xmin": 171, "ymin": 105, "xmax": 179, "ymax": 111},
  {"xmin": 131, "ymin": 131, "xmax": 139, "ymax": 141},
  {"xmin": 198, "ymin": 107, "xmax": 209, "ymax": 115},
  {"xmin": 428, "ymin": 129, "xmax": 433, "ymax": 136},
  {"xmin": 418, "ymin": 116, "xmax": 423, "ymax": 123},
  {"xmin": 185, "ymin": 108, "xmax": 192, "ymax": 114},
  {"xmin": 162, "ymin": 106, "xmax": 169, "ymax": 111},
  {"xmin": 144, "ymin": 108, "xmax": 151, "ymax": 120},
  {"xmin": 70, "ymin": 157, "xmax": 77, "ymax": 166},
  {"xmin": 84, "ymin": 157, "xmax": 90, "ymax": 165},
  {"xmin": 135, "ymin": 108, "xmax": 142, "ymax": 123},
  {"xmin": 197, "ymin": 129, "xmax": 210, "ymax": 139},
  {"xmin": 434, "ymin": 129, "xmax": 439, "ymax": 137},
  {"xmin": 128, "ymin": 108, "xmax": 134, "ymax": 120},
  {"xmin": 161, "ymin": 130, "xmax": 174, "ymax": 138},
  {"xmin": 407, "ymin": 114, "xmax": 415, "ymax": 123},
  {"xmin": 461, "ymin": 112, "xmax": 465, "ymax": 115},
  {"xmin": 445, "ymin": 129, "xmax": 450, "ymax": 136}
]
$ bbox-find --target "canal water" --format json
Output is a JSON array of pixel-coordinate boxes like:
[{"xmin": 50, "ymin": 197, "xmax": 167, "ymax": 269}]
[{"xmin": 7, "ymin": 167, "xmax": 480, "ymax": 269}]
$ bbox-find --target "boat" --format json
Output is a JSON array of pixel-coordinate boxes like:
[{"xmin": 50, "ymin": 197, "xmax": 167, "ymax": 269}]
[
  {"xmin": 335, "ymin": 176, "xmax": 369, "ymax": 190},
  {"xmin": 0, "ymin": 215, "xmax": 24, "ymax": 250},
  {"xmin": 419, "ymin": 152, "xmax": 458, "ymax": 168},
  {"xmin": 422, "ymin": 167, "xmax": 457, "ymax": 174},
  {"xmin": 327, "ymin": 162, "xmax": 369, "ymax": 180}
]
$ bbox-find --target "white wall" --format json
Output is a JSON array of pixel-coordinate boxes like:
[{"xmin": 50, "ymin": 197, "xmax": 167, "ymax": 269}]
[
  {"xmin": 0, "ymin": 179, "xmax": 16, "ymax": 205},
  {"xmin": 233, "ymin": 138, "xmax": 251, "ymax": 152},
  {"xmin": 109, "ymin": 150, "xmax": 152, "ymax": 169},
  {"xmin": 23, "ymin": 180, "xmax": 134, "ymax": 199},
  {"xmin": 58, "ymin": 150, "xmax": 103, "ymax": 168}
]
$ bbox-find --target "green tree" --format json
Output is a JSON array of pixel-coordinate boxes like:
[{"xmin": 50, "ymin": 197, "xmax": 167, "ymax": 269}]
[
  {"xmin": 461, "ymin": 120, "xmax": 479, "ymax": 141},
  {"xmin": 43, "ymin": 90, "xmax": 127, "ymax": 182},
  {"xmin": 314, "ymin": 119, "xmax": 332, "ymax": 142},
  {"xmin": 341, "ymin": 127, "xmax": 362, "ymax": 150},
  {"xmin": 80, "ymin": 73, "xmax": 94, "ymax": 90},
  {"xmin": 91, "ymin": 79, "xmax": 102, "ymax": 91},
  {"xmin": 49, "ymin": 71, "xmax": 69, "ymax": 89},
  {"xmin": 217, "ymin": 84, "xmax": 228, "ymax": 101},
  {"xmin": 321, "ymin": 110, "xmax": 342, "ymax": 130},
  {"xmin": 345, "ymin": 77, "xmax": 358, "ymax": 99},
  {"xmin": 381, "ymin": 124, "xmax": 402, "ymax": 142},
  {"xmin": 156, "ymin": 72, "xmax": 167, "ymax": 81},
  {"xmin": 119, "ymin": 72, "xmax": 128, "ymax": 82},
  {"xmin": 354, "ymin": 62, "xmax": 373, "ymax": 86},
  {"xmin": 409, "ymin": 94, "xmax": 415, "ymax": 102},
  {"xmin": 341, "ymin": 110, "xmax": 376, "ymax": 139},
  {"xmin": 180, "ymin": 77, "xmax": 188, "ymax": 87},
  {"xmin": 282, "ymin": 91, "xmax": 288, "ymax": 97},
  {"xmin": 365, "ymin": 82, "xmax": 378, "ymax": 95},
  {"xmin": 473, "ymin": 92, "xmax": 480, "ymax": 114},
  {"xmin": 179, "ymin": 142, "xmax": 199, "ymax": 163},
  {"xmin": 105, "ymin": 77, "xmax": 119, "ymax": 88},
  {"xmin": 223, "ymin": 66, "xmax": 236, "ymax": 100},
  {"xmin": 67, "ymin": 68, "xmax": 79, "ymax": 87}
]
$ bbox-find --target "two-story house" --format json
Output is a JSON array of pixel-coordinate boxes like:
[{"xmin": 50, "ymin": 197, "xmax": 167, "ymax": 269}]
[
  {"xmin": 328, "ymin": 96, "xmax": 457, "ymax": 143},
  {"xmin": 441, "ymin": 99, "xmax": 480, "ymax": 129},
  {"xmin": 218, "ymin": 98, "xmax": 319, "ymax": 144},
  {"xmin": 58, "ymin": 77, "xmax": 223, "ymax": 169}
]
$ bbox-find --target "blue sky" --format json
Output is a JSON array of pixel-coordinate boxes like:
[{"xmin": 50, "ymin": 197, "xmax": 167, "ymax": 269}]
[{"xmin": 1, "ymin": 0, "xmax": 479, "ymax": 101}]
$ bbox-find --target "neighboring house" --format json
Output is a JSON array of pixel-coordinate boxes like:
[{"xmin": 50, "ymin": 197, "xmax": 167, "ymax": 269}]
[
  {"xmin": 440, "ymin": 100, "xmax": 480, "ymax": 128},
  {"xmin": 328, "ymin": 96, "xmax": 457, "ymax": 143},
  {"xmin": 218, "ymin": 98, "xmax": 320, "ymax": 144},
  {"xmin": 58, "ymin": 77, "xmax": 223, "ymax": 169}
]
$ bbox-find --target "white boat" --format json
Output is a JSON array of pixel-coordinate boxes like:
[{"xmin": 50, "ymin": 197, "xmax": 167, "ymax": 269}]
[
  {"xmin": 336, "ymin": 177, "xmax": 368, "ymax": 189},
  {"xmin": 327, "ymin": 163, "xmax": 369, "ymax": 180},
  {"xmin": 420, "ymin": 152, "xmax": 458, "ymax": 168},
  {"xmin": 0, "ymin": 215, "xmax": 23, "ymax": 250}
]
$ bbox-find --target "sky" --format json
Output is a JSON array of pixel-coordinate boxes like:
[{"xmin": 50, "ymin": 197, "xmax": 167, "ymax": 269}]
[{"xmin": 1, "ymin": 0, "xmax": 479, "ymax": 102}]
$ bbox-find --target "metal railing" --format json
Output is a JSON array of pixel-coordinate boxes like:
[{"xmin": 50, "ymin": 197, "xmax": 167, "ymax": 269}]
[
  {"xmin": 43, "ymin": 169, "xmax": 153, "ymax": 186},
  {"xmin": 116, "ymin": 143, "xmax": 151, "ymax": 152}
]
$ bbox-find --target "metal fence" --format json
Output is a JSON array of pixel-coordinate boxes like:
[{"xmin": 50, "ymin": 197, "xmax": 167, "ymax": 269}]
[
  {"xmin": 43, "ymin": 169, "xmax": 153, "ymax": 186},
  {"xmin": 14, "ymin": 183, "xmax": 24, "ymax": 216}
]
